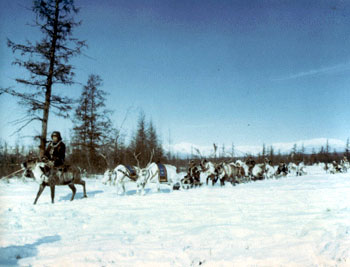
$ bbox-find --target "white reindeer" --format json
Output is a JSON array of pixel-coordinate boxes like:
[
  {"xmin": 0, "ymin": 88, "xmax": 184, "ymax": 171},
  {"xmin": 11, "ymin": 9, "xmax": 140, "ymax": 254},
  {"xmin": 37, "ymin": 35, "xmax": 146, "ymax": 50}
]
[
  {"xmin": 102, "ymin": 169, "xmax": 113, "ymax": 185},
  {"xmin": 340, "ymin": 157, "xmax": 349, "ymax": 173},
  {"xmin": 288, "ymin": 162, "xmax": 299, "ymax": 176},
  {"xmin": 102, "ymin": 153, "xmax": 143, "ymax": 195},
  {"xmin": 297, "ymin": 162, "xmax": 307, "ymax": 176},
  {"xmin": 250, "ymin": 161, "xmax": 275, "ymax": 180},
  {"xmin": 112, "ymin": 164, "xmax": 142, "ymax": 194},
  {"xmin": 139, "ymin": 152, "xmax": 180, "ymax": 193}
]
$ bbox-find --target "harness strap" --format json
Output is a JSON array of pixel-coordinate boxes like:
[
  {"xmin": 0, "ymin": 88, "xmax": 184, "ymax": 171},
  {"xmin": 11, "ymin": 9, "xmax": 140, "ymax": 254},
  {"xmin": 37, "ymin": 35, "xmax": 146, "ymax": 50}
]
[
  {"xmin": 117, "ymin": 169, "xmax": 138, "ymax": 181},
  {"xmin": 145, "ymin": 168, "xmax": 159, "ymax": 184}
]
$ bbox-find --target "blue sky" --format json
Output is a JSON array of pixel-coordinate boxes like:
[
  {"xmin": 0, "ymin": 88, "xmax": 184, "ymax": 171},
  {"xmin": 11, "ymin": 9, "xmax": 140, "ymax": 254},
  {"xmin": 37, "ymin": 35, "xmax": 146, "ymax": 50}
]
[{"xmin": 1, "ymin": 0, "xmax": 350, "ymax": 149}]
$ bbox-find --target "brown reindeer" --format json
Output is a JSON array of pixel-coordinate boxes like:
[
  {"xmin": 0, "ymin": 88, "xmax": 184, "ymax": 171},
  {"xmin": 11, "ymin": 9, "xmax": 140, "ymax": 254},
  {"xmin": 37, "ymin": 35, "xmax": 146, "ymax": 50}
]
[{"xmin": 22, "ymin": 160, "xmax": 87, "ymax": 204}]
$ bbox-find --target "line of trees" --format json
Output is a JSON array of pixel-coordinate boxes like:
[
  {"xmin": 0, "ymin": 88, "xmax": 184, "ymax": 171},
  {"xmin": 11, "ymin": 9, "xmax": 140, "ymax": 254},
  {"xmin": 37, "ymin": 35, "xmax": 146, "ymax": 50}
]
[{"xmin": 1, "ymin": 135, "xmax": 350, "ymax": 177}]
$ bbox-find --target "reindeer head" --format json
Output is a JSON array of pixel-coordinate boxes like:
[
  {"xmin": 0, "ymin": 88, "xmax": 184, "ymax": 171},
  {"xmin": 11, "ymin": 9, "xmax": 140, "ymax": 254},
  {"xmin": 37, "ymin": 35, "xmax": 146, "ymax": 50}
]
[
  {"xmin": 215, "ymin": 162, "xmax": 224, "ymax": 176},
  {"xmin": 200, "ymin": 159, "xmax": 208, "ymax": 170},
  {"xmin": 22, "ymin": 160, "xmax": 51, "ymax": 183},
  {"xmin": 102, "ymin": 169, "xmax": 113, "ymax": 184},
  {"xmin": 21, "ymin": 159, "xmax": 39, "ymax": 178}
]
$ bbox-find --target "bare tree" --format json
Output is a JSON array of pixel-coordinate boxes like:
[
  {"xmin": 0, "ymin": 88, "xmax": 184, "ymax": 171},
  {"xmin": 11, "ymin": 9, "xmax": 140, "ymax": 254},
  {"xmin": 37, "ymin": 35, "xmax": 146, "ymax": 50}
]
[{"xmin": 1, "ymin": 0, "xmax": 86, "ymax": 157}]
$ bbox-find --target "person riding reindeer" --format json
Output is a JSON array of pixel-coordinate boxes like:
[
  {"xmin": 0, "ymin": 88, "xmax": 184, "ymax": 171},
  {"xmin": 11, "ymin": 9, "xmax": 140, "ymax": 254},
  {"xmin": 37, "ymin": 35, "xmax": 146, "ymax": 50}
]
[
  {"xmin": 188, "ymin": 160, "xmax": 201, "ymax": 185},
  {"xmin": 42, "ymin": 131, "xmax": 66, "ymax": 181}
]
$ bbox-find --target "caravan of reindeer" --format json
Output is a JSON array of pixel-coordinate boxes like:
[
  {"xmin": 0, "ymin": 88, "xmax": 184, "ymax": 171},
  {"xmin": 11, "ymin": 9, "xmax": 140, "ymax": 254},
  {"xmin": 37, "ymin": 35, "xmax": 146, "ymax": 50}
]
[
  {"xmin": 16, "ymin": 153, "xmax": 350, "ymax": 204},
  {"xmin": 324, "ymin": 157, "xmax": 350, "ymax": 174},
  {"xmin": 101, "ymin": 154, "xmax": 350, "ymax": 194}
]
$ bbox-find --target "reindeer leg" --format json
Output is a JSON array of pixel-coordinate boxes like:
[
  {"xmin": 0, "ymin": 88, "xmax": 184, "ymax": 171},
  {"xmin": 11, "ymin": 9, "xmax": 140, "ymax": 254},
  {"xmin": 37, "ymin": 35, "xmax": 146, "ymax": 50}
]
[
  {"xmin": 122, "ymin": 182, "xmax": 126, "ymax": 194},
  {"xmin": 212, "ymin": 175, "xmax": 217, "ymax": 186},
  {"xmin": 78, "ymin": 180, "xmax": 87, "ymax": 198},
  {"xmin": 68, "ymin": 184, "xmax": 77, "ymax": 201},
  {"xmin": 50, "ymin": 184, "xmax": 55, "ymax": 204},
  {"xmin": 141, "ymin": 183, "xmax": 146, "ymax": 195},
  {"xmin": 220, "ymin": 178, "xmax": 225, "ymax": 186},
  {"xmin": 34, "ymin": 184, "xmax": 46, "ymax": 205}
]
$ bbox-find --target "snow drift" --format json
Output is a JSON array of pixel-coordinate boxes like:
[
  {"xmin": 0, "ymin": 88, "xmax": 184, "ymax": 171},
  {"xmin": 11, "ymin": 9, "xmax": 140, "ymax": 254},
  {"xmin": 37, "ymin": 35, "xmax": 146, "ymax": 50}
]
[{"xmin": 0, "ymin": 166, "xmax": 350, "ymax": 266}]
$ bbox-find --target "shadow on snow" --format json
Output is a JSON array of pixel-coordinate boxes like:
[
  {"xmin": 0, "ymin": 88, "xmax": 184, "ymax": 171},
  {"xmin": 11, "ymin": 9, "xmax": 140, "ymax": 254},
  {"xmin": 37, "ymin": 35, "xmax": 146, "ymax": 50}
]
[
  {"xmin": 123, "ymin": 188, "xmax": 171, "ymax": 196},
  {"xmin": 59, "ymin": 190, "xmax": 103, "ymax": 201},
  {"xmin": 0, "ymin": 235, "xmax": 61, "ymax": 266}
]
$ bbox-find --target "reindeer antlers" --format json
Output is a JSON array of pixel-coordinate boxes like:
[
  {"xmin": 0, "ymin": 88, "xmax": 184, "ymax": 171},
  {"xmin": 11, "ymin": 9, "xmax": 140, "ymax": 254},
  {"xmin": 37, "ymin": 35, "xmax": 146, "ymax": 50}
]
[
  {"xmin": 147, "ymin": 149, "xmax": 154, "ymax": 167},
  {"xmin": 133, "ymin": 152, "xmax": 141, "ymax": 168}
]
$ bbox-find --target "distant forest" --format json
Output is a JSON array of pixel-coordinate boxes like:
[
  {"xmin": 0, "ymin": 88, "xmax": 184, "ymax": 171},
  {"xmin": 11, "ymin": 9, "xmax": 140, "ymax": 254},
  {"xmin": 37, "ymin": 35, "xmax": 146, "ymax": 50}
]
[{"xmin": 1, "ymin": 131, "xmax": 349, "ymax": 177}]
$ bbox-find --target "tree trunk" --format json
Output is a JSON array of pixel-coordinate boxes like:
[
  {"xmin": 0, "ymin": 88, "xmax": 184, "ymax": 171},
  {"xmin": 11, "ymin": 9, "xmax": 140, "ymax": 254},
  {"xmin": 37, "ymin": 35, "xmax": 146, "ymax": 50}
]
[{"xmin": 39, "ymin": 0, "xmax": 60, "ymax": 158}]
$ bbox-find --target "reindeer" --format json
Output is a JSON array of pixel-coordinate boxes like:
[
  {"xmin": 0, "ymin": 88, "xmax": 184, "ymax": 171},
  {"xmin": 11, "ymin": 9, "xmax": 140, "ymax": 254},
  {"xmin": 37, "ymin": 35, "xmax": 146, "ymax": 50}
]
[
  {"xmin": 216, "ymin": 162, "xmax": 246, "ymax": 186},
  {"xmin": 288, "ymin": 162, "xmax": 298, "ymax": 176},
  {"xmin": 181, "ymin": 160, "xmax": 202, "ymax": 189},
  {"xmin": 235, "ymin": 160, "xmax": 251, "ymax": 182},
  {"xmin": 288, "ymin": 162, "xmax": 307, "ymax": 176},
  {"xmin": 192, "ymin": 146, "xmax": 220, "ymax": 186},
  {"xmin": 297, "ymin": 162, "xmax": 307, "ymax": 176},
  {"xmin": 275, "ymin": 162, "xmax": 288, "ymax": 178},
  {"xmin": 113, "ymin": 153, "xmax": 143, "ymax": 194},
  {"xmin": 102, "ymin": 168, "xmax": 114, "ymax": 185},
  {"xmin": 340, "ymin": 157, "xmax": 349, "ymax": 173},
  {"xmin": 139, "ymin": 151, "xmax": 180, "ymax": 193},
  {"xmin": 22, "ymin": 159, "xmax": 87, "ymax": 204},
  {"xmin": 200, "ymin": 159, "xmax": 219, "ymax": 185},
  {"xmin": 250, "ymin": 159, "xmax": 275, "ymax": 180},
  {"xmin": 102, "ymin": 153, "xmax": 143, "ymax": 194}
]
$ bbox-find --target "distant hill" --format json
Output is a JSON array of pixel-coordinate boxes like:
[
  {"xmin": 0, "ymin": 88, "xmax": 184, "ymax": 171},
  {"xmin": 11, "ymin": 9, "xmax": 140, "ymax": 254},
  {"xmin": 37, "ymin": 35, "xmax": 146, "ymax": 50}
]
[{"xmin": 164, "ymin": 138, "xmax": 347, "ymax": 159}]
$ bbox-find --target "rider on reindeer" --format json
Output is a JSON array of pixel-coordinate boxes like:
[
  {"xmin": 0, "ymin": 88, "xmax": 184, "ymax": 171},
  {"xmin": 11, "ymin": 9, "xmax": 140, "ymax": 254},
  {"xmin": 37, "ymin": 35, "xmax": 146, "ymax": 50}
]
[{"xmin": 42, "ymin": 131, "xmax": 66, "ymax": 181}]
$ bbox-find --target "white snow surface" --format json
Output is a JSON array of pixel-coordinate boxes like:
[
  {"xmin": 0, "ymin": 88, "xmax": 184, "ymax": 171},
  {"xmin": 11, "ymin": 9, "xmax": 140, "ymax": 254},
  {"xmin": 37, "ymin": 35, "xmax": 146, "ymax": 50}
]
[{"xmin": 1, "ymin": 166, "xmax": 350, "ymax": 266}]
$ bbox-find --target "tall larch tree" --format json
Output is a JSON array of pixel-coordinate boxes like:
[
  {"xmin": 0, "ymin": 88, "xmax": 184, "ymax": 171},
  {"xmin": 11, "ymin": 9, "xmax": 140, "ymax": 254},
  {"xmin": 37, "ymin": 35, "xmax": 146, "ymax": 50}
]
[{"xmin": 1, "ymin": 0, "xmax": 86, "ymax": 157}]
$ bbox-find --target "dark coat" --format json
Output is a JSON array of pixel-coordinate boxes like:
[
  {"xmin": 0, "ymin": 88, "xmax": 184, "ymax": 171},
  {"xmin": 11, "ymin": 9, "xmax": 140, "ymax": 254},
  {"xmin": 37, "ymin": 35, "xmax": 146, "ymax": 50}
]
[{"xmin": 44, "ymin": 141, "xmax": 66, "ymax": 167}]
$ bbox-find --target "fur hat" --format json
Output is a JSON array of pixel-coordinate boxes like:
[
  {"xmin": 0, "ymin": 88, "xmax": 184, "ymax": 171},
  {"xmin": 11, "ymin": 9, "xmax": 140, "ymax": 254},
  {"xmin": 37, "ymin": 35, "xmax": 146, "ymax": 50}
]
[{"xmin": 51, "ymin": 131, "xmax": 62, "ymax": 141}]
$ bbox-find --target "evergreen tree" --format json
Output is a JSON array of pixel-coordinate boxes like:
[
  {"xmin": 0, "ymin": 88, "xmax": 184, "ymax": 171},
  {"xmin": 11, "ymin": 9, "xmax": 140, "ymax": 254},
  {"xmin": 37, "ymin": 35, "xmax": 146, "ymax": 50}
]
[
  {"xmin": 262, "ymin": 143, "xmax": 266, "ymax": 157},
  {"xmin": 1, "ymin": 0, "xmax": 86, "ymax": 157},
  {"xmin": 129, "ymin": 113, "xmax": 164, "ymax": 167},
  {"xmin": 345, "ymin": 138, "xmax": 350, "ymax": 158},
  {"xmin": 325, "ymin": 140, "xmax": 330, "ymax": 155},
  {"xmin": 129, "ymin": 112, "xmax": 148, "ymax": 166},
  {"xmin": 269, "ymin": 145, "xmax": 274, "ymax": 164},
  {"xmin": 147, "ymin": 120, "xmax": 164, "ymax": 163},
  {"xmin": 72, "ymin": 74, "xmax": 112, "ymax": 172},
  {"xmin": 231, "ymin": 143, "xmax": 235, "ymax": 158}
]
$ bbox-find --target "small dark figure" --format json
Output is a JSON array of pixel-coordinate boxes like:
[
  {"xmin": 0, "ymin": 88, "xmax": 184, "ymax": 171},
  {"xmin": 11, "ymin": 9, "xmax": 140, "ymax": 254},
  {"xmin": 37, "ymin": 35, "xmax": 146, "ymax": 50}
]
[
  {"xmin": 182, "ymin": 160, "xmax": 202, "ymax": 188},
  {"xmin": 44, "ymin": 131, "xmax": 66, "ymax": 168},
  {"xmin": 276, "ymin": 162, "xmax": 288, "ymax": 176},
  {"xmin": 246, "ymin": 156, "xmax": 256, "ymax": 177},
  {"xmin": 188, "ymin": 160, "xmax": 201, "ymax": 185},
  {"xmin": 332, "ymin": 161, "xmax": 342, "ymax": 173}
]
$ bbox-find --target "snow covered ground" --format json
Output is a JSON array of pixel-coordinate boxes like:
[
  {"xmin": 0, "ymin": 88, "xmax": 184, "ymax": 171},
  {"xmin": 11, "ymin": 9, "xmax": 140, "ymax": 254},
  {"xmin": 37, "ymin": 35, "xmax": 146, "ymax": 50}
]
[{"xmin": 1, "ymin": 166, "xmax": 350, "ymax": 266}]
